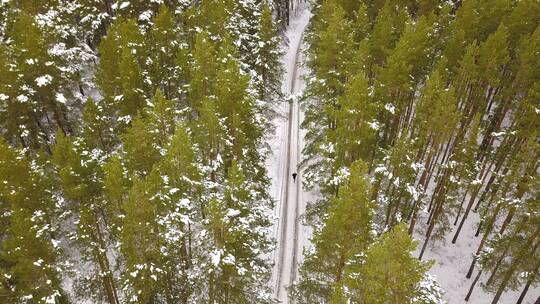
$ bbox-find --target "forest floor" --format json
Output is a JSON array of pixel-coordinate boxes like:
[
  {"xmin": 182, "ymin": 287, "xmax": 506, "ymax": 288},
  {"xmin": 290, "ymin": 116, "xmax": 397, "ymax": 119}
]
[
  {"xmin": 266, "ymin": 3, "xmax": 539, "ymax": 304},
  {"xmin": 414, "ymin": 206, "xmax": 540, "ymax": 303}
]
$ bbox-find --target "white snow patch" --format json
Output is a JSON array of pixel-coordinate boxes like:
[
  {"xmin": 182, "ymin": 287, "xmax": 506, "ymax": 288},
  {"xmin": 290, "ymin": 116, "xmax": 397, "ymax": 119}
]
[
  {"xmin": 384, "ymin": 103, "xmax": 396, "ymax": 114},
  {"xmin": 17, "ymin": 95, "xmax": 29, "ymax": 103},
  {"xmin": 35, "ymin": 75, "xmax": 53, "ymax": 87},
  {"xmin": 55, "ymin": 93, "xmax": 66, "ymax": 104},
  {"xmin": 210, "ymin": 249, "xmax": 222, "ymax": 267}
]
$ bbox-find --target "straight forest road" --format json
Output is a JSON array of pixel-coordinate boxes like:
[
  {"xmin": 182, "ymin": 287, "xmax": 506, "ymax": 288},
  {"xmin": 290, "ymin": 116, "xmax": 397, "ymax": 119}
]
[{"xmin": 272, "ymin": 6, "xmax": 311, "ymax": 304}]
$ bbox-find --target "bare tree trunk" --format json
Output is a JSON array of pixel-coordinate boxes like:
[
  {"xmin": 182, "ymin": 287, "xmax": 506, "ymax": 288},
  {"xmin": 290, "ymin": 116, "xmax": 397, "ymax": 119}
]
[
  {"xmin": 93, "ymin": 212, "xmax": 119, "ymax": 304},
  {"xmin": 516, "ymin": 272, "xmax": 536, "ymax": 304},
  {"xmin": 499, "ymin": 208, "xmax": 515, "ymax": 235},
  {"xmin": 419, "ymin": 196, "xmax": 444, "ymax": 260},
  {"xmin": 423, "ymin": 143, "xmax": 444, "ymax": 191},
  {"xmin": 418, "ymin": 145, "xmax": 435, "ymax": 189},
  {"xmin": 466, "ymin": 203, "xmax": 503, "ymax": 278},
  {"xmin": 408, "ymin": 199, "xmax": 419, "ymax": 235},
  {"xmin": 453, "ymin": 190, "xmax": 468, "ymax": 225},
  {"xmin": 465, "ymin": 269, "xmax": 482, "ymax": 301},
  {"xmin": 452, "ymin": 185, "xmax": 479, "ymax": 243},
  {"xmin": 491, "ymin": 264, "xmax": 515, "ymax": 304},
  {"xmin": 486, "ymin": 246, "xmax": 510, "ymax": 286}
]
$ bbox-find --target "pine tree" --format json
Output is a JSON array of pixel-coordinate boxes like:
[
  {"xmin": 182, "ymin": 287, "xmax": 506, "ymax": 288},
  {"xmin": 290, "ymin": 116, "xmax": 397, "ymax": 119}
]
[
  {"xmin": 214, "ymin": 53, "xmax": 259, "ymax": 168},
  {"xmin": 504, "ymin": 0, "xmax": 540, "ymax": 51},
  {"xmin": 183, "ymin": 0, "xmax": 234, "ymax": 40},
  {"xmin": 0, "ymin": 139, "xmax": 69, "ymax": 303},
  {"xmin": 352, "ymin": 3, "xmax": 370, "ymax": 43},
  {"xmin": 157, "ymin": 125, "xmax": 202, "ymax": 302},
  {"xmin": 102, "ymin": 155, "xmax": 129, "ymax": 235},
  {"xmin": 514, "ymin": 27, "xmax": 540, "ymax": 94},
  {"xmin": 0, "ymin": 44, "xmax": 23, "ymax": 147},
  {"xmin": 477, "ymin": 24, "xmax": 509, "ymax": 92},
  {"xmin": 82, "ymin": 98, "xmax": 114, "ymax": 151},
  {"xmin": 119, "ymin": 172, "xmax": 165, "ymax": 303},
  {"xmin": 375, "ymin": 15, "xmax": 435, "ymax": 147},
  {"xmin": 191, "ymin": 99, "xmax": 226, "ymax": 182},
  {"xmin": 373, "ymin": 137, "xmax": 418, "ymax": 230},
  {"xmin": 3, "ymin": 11, "xmax": 72, "ymax": 151},
  {"xmin": 52, "ymin": 132, "xmax": 120, "ymax": 304},
  {"xmin": 120, "ymin": 123, "xmax": 201, "ymax": 303},
  {"xmin": 254, "ymin": 4, "xmax": 283, "ymax": 108},
  {"xmin": 121, "ymin": 115, "xmax": 161, "ymax": 177},
  {"xmin": 229, "ymin": 0, "xmax": 265, "ymax": 77},
  {"xmin": 345, "ymin": 224, "xmax": 433, "ymax": 304},
  {"xmin": 311, "ymin": 3, "xmax": 356, "ymax": 100},
  {"xmin": 475, "ymin": 0, "xmax": 512, "ymax": 42},
  {"xmin": 334, "ymin": 72, "xmax": 377, "ymax": 168},
  {"xmin": 416, "ymin": 0, "xmax": 439, "ymax": 16},
  {"xmin": 293, "ymin": 161, "xmax": 373, "ymax": 303},
  {"xmin": 301, "ymin": 1, "xmax": 357, "ymax": 200},
  {"xmin": 188, "ymin": 31, "xmax": 219, "ymax": 113},
  {"xmin": 144, "ymin": 89, "xmax": 177, "ymax": 148},
  {"xmin": 146, "ymin": 5, "xmax": 180, "ymax": 99},
  {"xmin": 95, "ymin": 18, "xmax": 146, "ymax": 120},
  {"xmin": 368, "ymin": 1, "xmax": 408, "ymax": 71},
  {"xmin": 95, "ymin": 19, "xmax": 123, "ymax": 108},
  {"xmin": 204, "ymin": 161, "xmax": 272, "ymax": 303},
  {"xmin": 333, "ymin": 0, "xmax": 362, "ymax": 19},
  {"xmin": 118, "ymin": 46, "xmax": 146, "ymax": 117},
  {"xmin": 451, "ymin": 114, "xmax": 482, "ymax": 242},
  {"xmin": 479, "ymin": 191, "xmax": 540, "ymax": 304},
  {"xmin": 412, "ymin": 67, "xmax": 459, "ymax": 190}
]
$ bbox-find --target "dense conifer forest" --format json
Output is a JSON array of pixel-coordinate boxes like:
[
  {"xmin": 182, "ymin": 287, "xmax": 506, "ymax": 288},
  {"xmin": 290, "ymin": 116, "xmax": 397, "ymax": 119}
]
[
  {"xmin": 0, "ymin": 0, "xmax": 538, "ymax": 303},
  {"xmin": 295, "ymin": 0, "xmax": 539, "ymax": 303}
]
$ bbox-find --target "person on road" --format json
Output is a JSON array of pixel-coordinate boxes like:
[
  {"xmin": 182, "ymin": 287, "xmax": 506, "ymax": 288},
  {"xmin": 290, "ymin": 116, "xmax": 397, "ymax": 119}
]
[{"xmin": 292, "ymin": 172, "xmax": 297, "ymax": 183}]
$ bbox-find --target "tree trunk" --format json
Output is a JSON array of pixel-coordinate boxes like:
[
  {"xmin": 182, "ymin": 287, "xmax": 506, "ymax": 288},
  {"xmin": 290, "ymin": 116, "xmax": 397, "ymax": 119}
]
[
  {"xmin": 427, "ymin": 172, "xmax": 444, "ymax": 219},
  {"xmin": 408, "ymin": 201, "xmax": 419, "ymax": 235},
  {"xmin": 486, "ymin": 245, "xmax": 510, "ymax": 286},
  {"xmin": 384, "ymin": 182, "xmax": 397, "ymax": 228},
  {"xmin": 466, "ymin": 203, "xmax": 503, "ymax": 278},
  {"xmin": 452, "ymin": 186, "xmax": 479, "ymax": 243},
  {"xmin": 491, "ymin": 264, "xmax": 515, "ymax": 304},
  {"xmin": 419, "ymin": 197, "xmax": 444, "ymax": 260},
  {"xmin": 499, "ymin": 208, "xmax": 515, "ymax": 235},
  {"xmin": 427, "ymin": 168, "xmax": 450, "ymax": 226},
  {"xmin": 93, "ymin": 213, "xmax": 119, "ymax": 304},
  {"xmin": 423, "ymin": 143, "xmax": 443, "ymax": 190},
  {"xmin": 389, "ymin": 193, "xmax": 404, "ymax": 227},
  {"xmin": 371, "ymin": 175, "xmax": 382, "ymax": 201},
  {"xmin": 475, "ymin": 195, "xmax": 496, "ymax": 238},
  {"xmin": 453, "ymin": 190, "xmax": 468, "ymax": 225},
  {"xmin": 418, "ymin": 145, "xmax": 434, "ymax": 188},
  {"xmin": 516, "ymin": 273, "xmax": 535, "ymax": 304},
  {"xmin": 465, "ymin": 269, "xmax": 482, "ymax": 301}
]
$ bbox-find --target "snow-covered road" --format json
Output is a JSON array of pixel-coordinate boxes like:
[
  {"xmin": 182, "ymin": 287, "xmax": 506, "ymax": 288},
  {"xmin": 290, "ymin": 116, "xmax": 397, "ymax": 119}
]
[{"xmin": 267, "ymin": 5, "xmax": 312, "ymax": 303}]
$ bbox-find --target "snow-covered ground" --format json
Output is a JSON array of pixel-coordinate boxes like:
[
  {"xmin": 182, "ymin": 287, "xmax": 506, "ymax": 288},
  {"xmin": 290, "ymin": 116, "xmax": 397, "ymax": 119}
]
[
  {"xmin": 415, "ymin": 209, "xmax": 540, "ymax": 304},
  {"xmin": 266, "ymin": 4, "xmax": 312, "ymax": 303}
]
